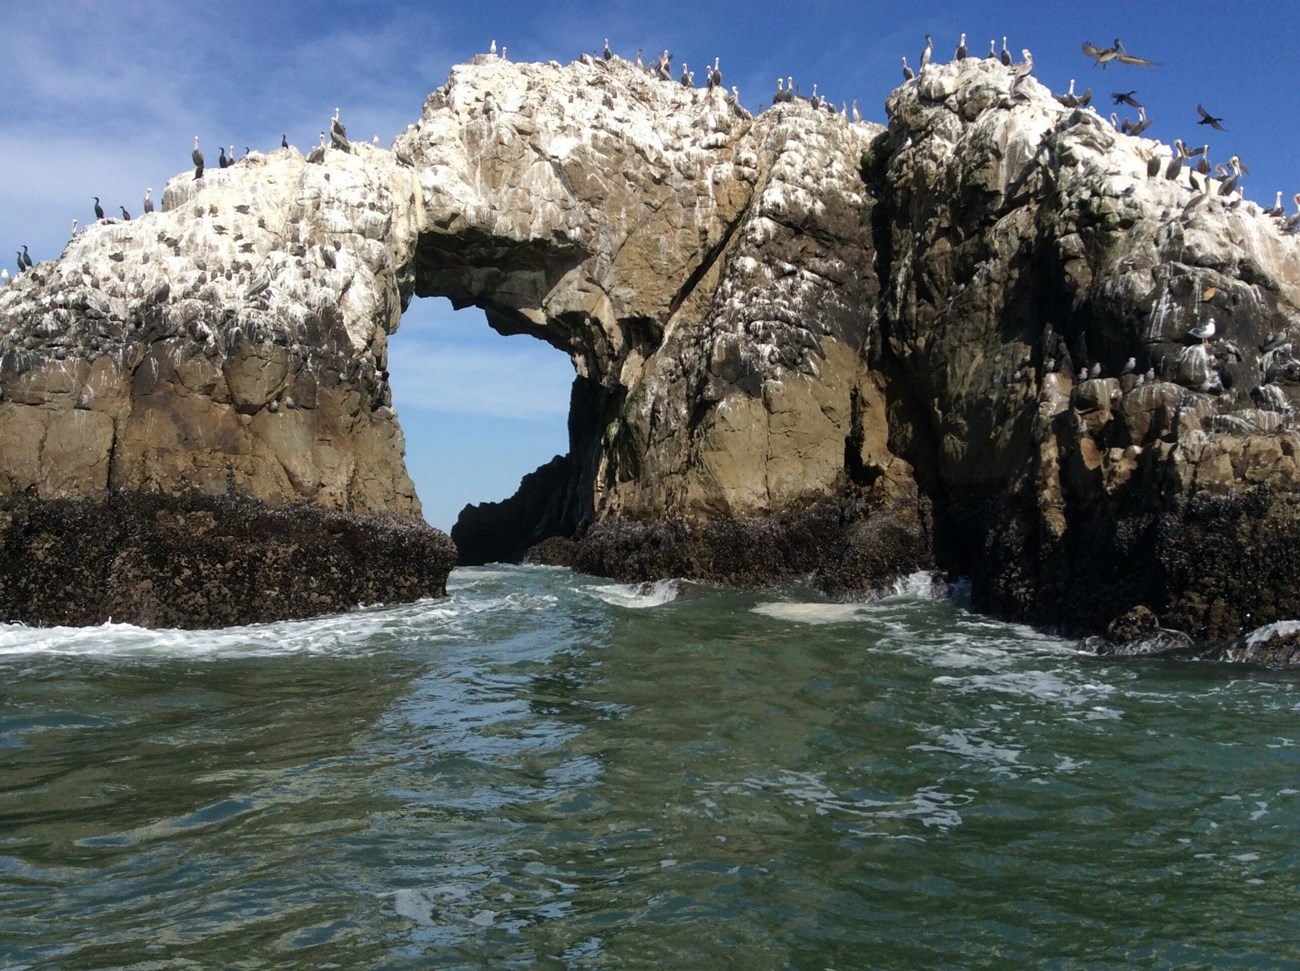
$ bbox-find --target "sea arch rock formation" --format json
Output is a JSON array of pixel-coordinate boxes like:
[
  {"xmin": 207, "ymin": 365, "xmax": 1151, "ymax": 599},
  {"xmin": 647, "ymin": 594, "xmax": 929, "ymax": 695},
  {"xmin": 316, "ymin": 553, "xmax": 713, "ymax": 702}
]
[{"xmin": 5, "ymin": 53, "xmax": 1300, "ymax": 659}]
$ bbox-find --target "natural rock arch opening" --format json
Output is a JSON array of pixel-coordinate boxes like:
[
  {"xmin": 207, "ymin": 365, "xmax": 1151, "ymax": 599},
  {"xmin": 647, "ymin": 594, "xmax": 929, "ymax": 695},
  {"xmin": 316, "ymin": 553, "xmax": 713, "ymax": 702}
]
[{"xmin": 385, "ymin": 294, "xmax": 580, "ymax": 559}]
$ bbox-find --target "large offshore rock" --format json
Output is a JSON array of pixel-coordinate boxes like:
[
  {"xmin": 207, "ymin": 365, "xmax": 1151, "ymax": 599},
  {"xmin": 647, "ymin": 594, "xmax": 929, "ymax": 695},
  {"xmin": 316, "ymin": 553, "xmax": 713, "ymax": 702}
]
[{"xmin": 5, "ymin": 51, "xmax": 1300, "ymax": 655}]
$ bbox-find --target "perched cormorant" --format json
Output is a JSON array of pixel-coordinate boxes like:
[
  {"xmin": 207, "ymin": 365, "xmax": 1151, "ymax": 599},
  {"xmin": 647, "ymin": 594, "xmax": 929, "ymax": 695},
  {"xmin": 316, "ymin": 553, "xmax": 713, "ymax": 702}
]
[
  {"xmin": 218, "ymin": 145, "xmax": 229, "ymax": 168},
  {"xmin": 1196, "ymin": 103, "xmax": 1226, "ymax": 131},
  {"xmin": 143, "ymin": 188, "xmax": 154, "ymax": 214},
  {"xmin": 192, "ymin": 135, "xmax": 205, "ymax": 179},
  {"xmin": 93, "ymin": 197, "xmax": 104, "ymax": 220},
  {"xmin": 901, "ymin": 56, "xmax": 914, "ymax": 81},
  {"xmin": 282, "ymin": 133, "xmax": 290, "ymax": 149},
  {"xmin": 14, "ymin": 252, "xmax": 21, "ymax": 274},
  {"xmin": 119, "ymin": 206, "xmax": 130, "ymax": 221},
  {"xmin": 955, "ymin": 33, "xmax": 967, "ymax": 61},
  {"xmin": 21, "ymin": 245, "xmax": 33, "ymax": 269}
]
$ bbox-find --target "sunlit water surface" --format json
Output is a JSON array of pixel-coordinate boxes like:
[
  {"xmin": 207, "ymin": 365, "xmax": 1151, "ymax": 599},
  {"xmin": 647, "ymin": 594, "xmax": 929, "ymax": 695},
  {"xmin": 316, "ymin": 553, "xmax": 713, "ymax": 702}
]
[{"xmin": 2, "ymin": 566, "xmax": 1297, "ymax": 968}]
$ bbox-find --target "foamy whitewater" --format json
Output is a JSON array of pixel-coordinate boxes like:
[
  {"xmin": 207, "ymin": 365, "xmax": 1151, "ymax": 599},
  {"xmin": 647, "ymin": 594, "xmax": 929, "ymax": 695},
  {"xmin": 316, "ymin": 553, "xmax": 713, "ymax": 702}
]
[{"xmin": 2, "ymin": 565, "xmax": 1297, "ymax": 966}]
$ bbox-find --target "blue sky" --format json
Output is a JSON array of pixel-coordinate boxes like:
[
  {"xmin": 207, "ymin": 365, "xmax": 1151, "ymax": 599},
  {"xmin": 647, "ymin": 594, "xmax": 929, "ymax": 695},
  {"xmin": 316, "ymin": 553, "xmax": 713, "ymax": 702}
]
[{"xmin": 3, "ymin": 1, "xmax": 1298, "ymax": 530}]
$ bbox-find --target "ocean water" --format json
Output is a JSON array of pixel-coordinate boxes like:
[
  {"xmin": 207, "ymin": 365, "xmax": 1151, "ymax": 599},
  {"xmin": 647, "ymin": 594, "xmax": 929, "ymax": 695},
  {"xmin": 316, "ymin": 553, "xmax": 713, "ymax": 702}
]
[{"xmin": 1, "ymin": 565, "xmax": 1297, "ymax": 968}]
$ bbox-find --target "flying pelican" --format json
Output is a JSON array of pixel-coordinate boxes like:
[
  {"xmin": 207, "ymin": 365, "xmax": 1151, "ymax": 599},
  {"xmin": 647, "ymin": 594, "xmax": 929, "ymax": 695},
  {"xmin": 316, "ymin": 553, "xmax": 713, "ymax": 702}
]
[
  {"xmin": 1196, "ymin": 103, "xmax": 1226, "ymax": 131},
  {"xmin": 1112, "ymin": 39, "xmax": 1158, "ymax": 67}
]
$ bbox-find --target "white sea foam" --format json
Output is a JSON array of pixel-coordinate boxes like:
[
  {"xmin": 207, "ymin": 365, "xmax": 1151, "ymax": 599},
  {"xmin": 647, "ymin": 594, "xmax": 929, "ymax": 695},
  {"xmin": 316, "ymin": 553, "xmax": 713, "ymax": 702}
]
[
  {"xmin": 1245, "ymin": 620, "xmax": 1300, "ymax": 647},
  {"xmin": 751, "ymin": 572, "xmax": 954, "ymax": 626},
  {"xmin": 0, "ymin": 596, "xmax": 463, "ymax": 661},
  {"xmin": 750, "ymin": 602, "xmax": 869, "ymax": 625},
  {"xmin": 586, "ymin": 579, "xmax": 682, "ymax": 609},
  {"xmin": 932, "ymin": 670, "xmax": 1117, "ymax": 709}
]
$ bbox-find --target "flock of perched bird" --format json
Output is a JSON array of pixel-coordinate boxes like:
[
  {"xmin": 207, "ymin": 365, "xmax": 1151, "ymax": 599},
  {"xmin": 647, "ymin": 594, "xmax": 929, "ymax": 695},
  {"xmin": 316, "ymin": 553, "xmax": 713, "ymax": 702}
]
[
  {"xmin": 3, "ymin": 33, "xmax": 1293, "ymax": 282},
  {"xmin": 890, "ymin": 33, "xmax": 1300, "ymax": 234}
]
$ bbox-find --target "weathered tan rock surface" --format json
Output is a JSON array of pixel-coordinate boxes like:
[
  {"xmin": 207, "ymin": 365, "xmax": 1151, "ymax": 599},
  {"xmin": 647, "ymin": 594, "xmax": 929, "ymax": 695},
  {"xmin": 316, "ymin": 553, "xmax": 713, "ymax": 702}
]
[{"xmin": 4, "ymin": 52, "xmax": 1300, "ymax": 655}]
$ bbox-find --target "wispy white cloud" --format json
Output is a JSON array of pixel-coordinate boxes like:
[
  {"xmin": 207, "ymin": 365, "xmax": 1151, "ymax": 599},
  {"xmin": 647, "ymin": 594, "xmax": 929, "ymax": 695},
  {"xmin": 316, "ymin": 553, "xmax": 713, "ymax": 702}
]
[{"xmin": 388, "ymin": 325, "xmax": 574, "ymax": 422}]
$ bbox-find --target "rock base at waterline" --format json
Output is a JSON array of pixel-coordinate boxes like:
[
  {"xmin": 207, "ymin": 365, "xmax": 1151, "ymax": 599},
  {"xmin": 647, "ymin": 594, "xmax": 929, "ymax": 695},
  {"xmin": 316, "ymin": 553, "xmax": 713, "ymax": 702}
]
[
  {"xmin": 571, "ymin": 492, "xmax": 934, "ymax": 594},
  {"xmin": 0, "ymin": 492, "xmax": 456, "ymax": 629}
]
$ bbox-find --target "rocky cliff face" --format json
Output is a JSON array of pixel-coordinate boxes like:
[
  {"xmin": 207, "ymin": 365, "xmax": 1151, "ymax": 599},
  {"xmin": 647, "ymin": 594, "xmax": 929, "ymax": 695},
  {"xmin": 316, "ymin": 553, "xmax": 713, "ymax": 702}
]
[{"xmin": 5, "ymin": 52, "xmax": 1300, "ymax": 654}]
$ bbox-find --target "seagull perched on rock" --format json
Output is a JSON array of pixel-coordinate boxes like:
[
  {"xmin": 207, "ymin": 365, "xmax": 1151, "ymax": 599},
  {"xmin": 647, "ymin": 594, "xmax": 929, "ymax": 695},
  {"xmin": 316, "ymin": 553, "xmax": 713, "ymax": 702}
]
[{"xmin": 1189, "ymin": 319, "xmax": 1217, "ymax": 344}]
